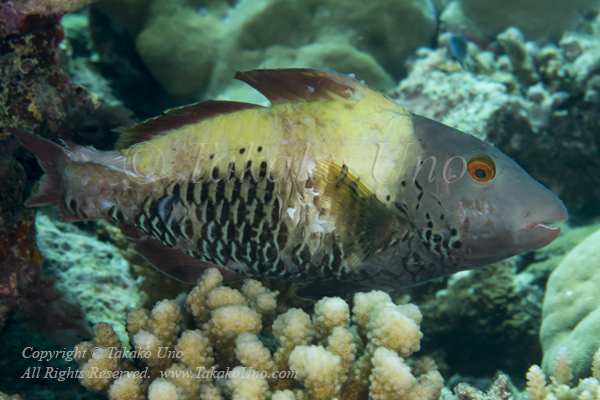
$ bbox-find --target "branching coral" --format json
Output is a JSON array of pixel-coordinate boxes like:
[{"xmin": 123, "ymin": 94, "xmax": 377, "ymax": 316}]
[
  {"xmin": 525, "ymin": 347, "xmax": 600, "ymax": 400},
  {"xmin": 74, "ymin": 268, "xmax": 443, "ymax": 400}
]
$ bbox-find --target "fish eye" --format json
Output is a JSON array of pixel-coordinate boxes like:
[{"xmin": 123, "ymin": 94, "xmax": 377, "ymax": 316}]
[{"xmin": 467, "ymin": 154, "xmax": 496, "ymax": 183}]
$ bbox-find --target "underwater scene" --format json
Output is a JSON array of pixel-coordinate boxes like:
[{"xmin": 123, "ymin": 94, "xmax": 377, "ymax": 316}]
[{"xmin": 1, "ymin": 0, "xmax": 600, "ymax": 399}]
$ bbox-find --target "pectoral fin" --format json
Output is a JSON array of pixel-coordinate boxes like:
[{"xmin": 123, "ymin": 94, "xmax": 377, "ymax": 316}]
[{"xmin": 313, "ymin": 160, "xmax": 406, "ymax": 264}]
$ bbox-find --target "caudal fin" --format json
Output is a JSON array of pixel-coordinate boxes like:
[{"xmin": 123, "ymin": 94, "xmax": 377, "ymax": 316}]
[{"xmin": 9, "ymin": 128, "xmax": 70, "ymax": 209}]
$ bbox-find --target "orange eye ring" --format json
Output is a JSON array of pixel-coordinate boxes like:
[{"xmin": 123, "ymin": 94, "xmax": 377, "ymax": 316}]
[{"xmin": 467, "ymin": 155, "xmax": 496, "ymax": 183}]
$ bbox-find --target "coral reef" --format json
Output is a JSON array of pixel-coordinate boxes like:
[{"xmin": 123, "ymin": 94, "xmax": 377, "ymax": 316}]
[
  {"xmin": 540, "ymin": 227, "xmax": 600, "ymax": 381},
  {"xmin": 74, "ymin": 268, "xmax": 443, "ymax": 399},
  {"xmin": 94, "ymin": 0, "xmax": 437, "ymax": 101},
  {"xmin": 393, "ymin": 26, "xmax": 600, "ymax": 221}
]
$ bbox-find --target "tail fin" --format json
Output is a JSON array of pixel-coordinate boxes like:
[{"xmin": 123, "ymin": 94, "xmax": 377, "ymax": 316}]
[{"xmin": 9, "ymin": 128, "xmax": 70, "ymax": 209}]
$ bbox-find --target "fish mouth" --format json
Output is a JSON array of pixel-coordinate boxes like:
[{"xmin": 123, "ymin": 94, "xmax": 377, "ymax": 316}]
[{"xmin": 519, "ymin": 207, "xmax": 568, "ymax": 249}]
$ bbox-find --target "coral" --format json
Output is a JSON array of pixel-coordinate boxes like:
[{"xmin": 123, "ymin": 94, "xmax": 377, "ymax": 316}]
[
  {"xmin": 392, "ymin": 26, "xmax": 600, "ymax": 221},
  {"xmin": 95, "ymin": 0, "xmax": 437, "ymax": 101},
  {"xmin": 442, "ymin": 373, "xmax": 513, "ymax": 400},
  {"xmin": 35, "ymin": 211, "xmax": 143, "ymax": 343},
  {"xmin": 417, "ymin": 260, "xmax": 545, "ymax": 377},
  {"xmin": 540, "ymin": 227, "xmax": 600, "ymax": 381},
  {"xmin": 0, "ymin": 391, "xmax": 23, "ymax": 400},
  {"xmin": 75, "ymin": 268, "xmax": 443, "ymax": 400},
  {"xmin": 525, "ymin": 347, "xmax": 600, "ymax": 400}
]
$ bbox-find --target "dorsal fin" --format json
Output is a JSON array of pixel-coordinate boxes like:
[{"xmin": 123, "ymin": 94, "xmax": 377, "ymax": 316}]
[
  {"xmin": 234, "ymin": 69, "xmax": 363, "ymax": 105},
  {"xmin": 115, "ymin": 100, "xmax": 263, "ymax": 149}
]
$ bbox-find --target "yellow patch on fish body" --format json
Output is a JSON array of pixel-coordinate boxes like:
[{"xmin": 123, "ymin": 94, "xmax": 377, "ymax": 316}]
[{"xmin": 128, "ymin": 72, "xmax": 414, "ymax": 203}]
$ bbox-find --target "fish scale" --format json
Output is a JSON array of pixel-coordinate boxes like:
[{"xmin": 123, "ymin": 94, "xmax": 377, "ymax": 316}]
[{"xmin": 10, "ymin": 68, "xmax": 567, "ymax": 300}]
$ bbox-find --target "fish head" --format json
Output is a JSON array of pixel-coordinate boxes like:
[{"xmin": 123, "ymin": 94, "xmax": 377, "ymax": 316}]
[{"xmin": 406, "ymin": 115, "xmax": 568, "ymax": 270}]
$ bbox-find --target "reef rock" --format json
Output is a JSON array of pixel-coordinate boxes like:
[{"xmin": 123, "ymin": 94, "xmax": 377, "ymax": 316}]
[{"xmin": 540, "ymin": 227, "xmax": 600, "ymax": 381}]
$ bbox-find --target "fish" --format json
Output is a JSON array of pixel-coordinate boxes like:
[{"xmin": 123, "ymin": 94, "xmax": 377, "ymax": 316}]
[
  {"xmin": 448, "ymin": 33, "xmax": 478, "ymax": 72},
  {"xmin": 448, "ymin": 33, "xmax": 468, "ymax": 63},
  {"xmin": 9, "ymin": 69, "xmax": 568, "ymax": 300}
]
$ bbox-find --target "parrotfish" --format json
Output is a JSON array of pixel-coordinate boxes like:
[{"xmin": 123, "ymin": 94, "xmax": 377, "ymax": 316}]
[{"xmin": 10, "ymin": 69, "xmax": 567, "ymax": 300}]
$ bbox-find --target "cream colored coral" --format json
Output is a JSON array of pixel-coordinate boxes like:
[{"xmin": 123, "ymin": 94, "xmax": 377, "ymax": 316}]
[
  {"xmin": 107, "ymin": 375, "xmax": 146, "ymax": 400},
  {"xmin": 226, "ymin": 366, "xmax": 269, "ymax": 400},
  {"xmin": 352, "ymin": 291, "xmax": 392, "ymax": 330},
  {"xmin": 185, "ymin": 267, "xmax": 223, "ymax": 324},
  {"xmin": 368, "ymin": 305, "xmax": 422, "ymax": 357},
  {"xmin": 593, "ymin": 348, "xmax": 600, "ymax": 381},
  {"xmin": 79, "ymin": 347, "xmax": 122, "ymax": 392},
  {"xmin": 369, "ymin": 347, "xmax": 415, "ymax": 400},
  {"xmin": 206, "ymin": 286, "xmax": 247, "ymax": 310},
  {"xmin": 147, "ymin": 378, "xmax": 183, "ymax": 400},
  {"xmin": 75, "ymin": 268, "xmax": 443, "ymax": 400},
  {"xmin": 271, "ymin": 390, "xmax": 297, "ymax": 400},
  {"xmin": 164, "ymin": 363, "xmax": 201, "ymax": 399},
  {"xmin": 235, "ymin": 332, "xmax": 276, "ymax": 375},
  {"xmin": 200, "ymin": 382, "xmax": 225, "ymax": 400},
  {"xmin": 206, "ymin": 304, "xmax": 262, "ymax": 364},
  {"xmin": 208, "ymin": 304, "xmax": 262, "ymax": 340},
  {"xmin": 73, "ymin": 341, "xmax": 94, "ymax": 363},
  {"xmin": 312, "ymin": 297, "xmax": 350, "ymax": 341},
  {"xmin": 241, "ymin": 279, "xmax": 277, "ymax": 316},
  {"xmin": 93, "ymin": 322, "xmax": 122, "ymax": 349},
  {"xmin": 288, "ymin": 345, "xmax": 343, "ymax": 400},
  {"xmin": 127, "ymin": 308, "xmax": 150, "ymax": 336},
  {"xmin": 148, "ymin": 300, "xmax": 182, "ymax": 346},
  {"xmin": 133, "ymin": 330, "xmax": 170, "ymax": 369},
  {"xmin": 402, "ymin": 365, "xmax": 444, "ymax": 400},
  {"xmin": 526, "ymin": 365, "xmax": 549, "ymax": 400},
  {"xmin": 326, "ymin": 326, "xmax": 355, "ymax": 381},
  {"xmin": 175, "ymin": 329, "xmax": 214, "ymax": 371},
  {"xmin": 551, "ymin": 346, "xmax": 573, "ymax": 386},
  {"xmin": 273, "ymin": 308, "xmax": 313, "ymax": 369}
]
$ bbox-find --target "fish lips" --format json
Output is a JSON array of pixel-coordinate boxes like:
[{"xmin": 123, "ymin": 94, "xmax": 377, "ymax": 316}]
[
  {"xmin": 516, "ymin": 202, "xmax": 568, "ymax": 251},
  {"xmin": 461, "ymin": 204, "xmax": 568, "ymax": 262}
]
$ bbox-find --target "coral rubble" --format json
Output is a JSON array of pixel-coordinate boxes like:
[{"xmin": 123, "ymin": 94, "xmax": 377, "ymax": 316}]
[{"xmin": 75, "ymin": 268, "xmax": 443, "ymax": 400}]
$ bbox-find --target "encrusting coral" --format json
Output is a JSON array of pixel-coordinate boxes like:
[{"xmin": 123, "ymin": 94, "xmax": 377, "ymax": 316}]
[{"xmin": 74, "ymin": 268, "xmax": 443, "ymax": 400}]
